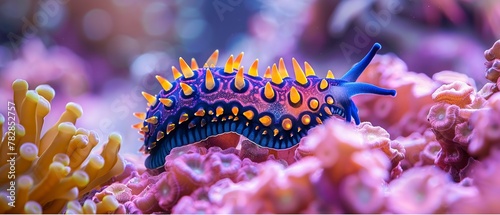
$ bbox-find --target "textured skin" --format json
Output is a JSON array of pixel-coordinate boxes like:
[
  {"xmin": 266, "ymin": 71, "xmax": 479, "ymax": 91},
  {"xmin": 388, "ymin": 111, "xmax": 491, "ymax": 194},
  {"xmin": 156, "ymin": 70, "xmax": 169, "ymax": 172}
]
[{"xmin": 141, "ymin": 43, "xmax": 396, "ymax": 169}]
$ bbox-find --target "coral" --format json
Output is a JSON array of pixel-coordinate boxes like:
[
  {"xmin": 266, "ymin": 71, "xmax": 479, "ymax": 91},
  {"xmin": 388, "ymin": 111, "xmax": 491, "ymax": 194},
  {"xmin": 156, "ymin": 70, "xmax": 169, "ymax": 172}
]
[
  {"xmin": 357, "ymin": 122, "xmax": 405, "ymax": 179},
  {"xmin": 428, "ymin": 103, "xmax": 461, "ymax": 133},
  {"xmin": 213, "ymin": 118, "xmax": 391, "ymax": 214},
  {"xmin": 153, "ymin": 172, "xmax": 180, "ymax": 211},
  {"xmin": 0, "ymin": 79, "xmax": 124, "ymax": 213},
  {"xmin": 447, "ymin": 150, "xmax": 500, "ymax": 213},
  {"xmin": 431, "ymin": 81, "xmax": 475, "ymax": 107},
  {"xmin": 469, "ymin": 93, "xmax": 500, "ymax": 158},
  {"xmin": 396, "ymin": 129, "xmax": 440, "ymax": 169},
  {"xmin": 82, "ymin": 141, "xmax": 273, "ymax": 213},
  {"xmin": 355, "ymin": 54, "xmax": 438, "ymax": 137},
  {"xmin": 386, "ymin": 166, "xmax": 453, "ymax": 213},
  {"xmin": 484, "ymin": 40, "xmax": 500, "ymax": 84}
]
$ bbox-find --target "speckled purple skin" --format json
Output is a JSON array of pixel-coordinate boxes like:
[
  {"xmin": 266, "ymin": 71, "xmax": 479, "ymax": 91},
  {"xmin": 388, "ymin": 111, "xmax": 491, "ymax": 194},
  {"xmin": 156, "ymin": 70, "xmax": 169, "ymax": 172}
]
[{"xmin": 142, "ymin": 43, "xmax": 396, "ymax": 169}]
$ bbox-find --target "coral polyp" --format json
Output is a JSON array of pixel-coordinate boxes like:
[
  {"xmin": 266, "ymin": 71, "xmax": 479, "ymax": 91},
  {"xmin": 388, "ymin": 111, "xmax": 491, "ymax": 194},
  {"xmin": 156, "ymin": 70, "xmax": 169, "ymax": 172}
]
[
  {"xmin": 138, "ymin": 43, "xmax": 397, "ymax": 169},
  {"xmin": 0, "ymin": 80, "xmax": 124, "ymax": 213}
]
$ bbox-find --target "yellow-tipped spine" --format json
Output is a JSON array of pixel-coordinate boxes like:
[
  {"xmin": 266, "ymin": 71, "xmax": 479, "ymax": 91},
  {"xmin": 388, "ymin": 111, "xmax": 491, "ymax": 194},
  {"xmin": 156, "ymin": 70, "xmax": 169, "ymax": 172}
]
[
  {"xmin": 206, "ymin": 49, "xmax": 219, "ymax": 66},
  {"xmin": 292, "ymin": 58, "xmax": 308, "ymax": 85},
  {"xmin": 234, "ymin": 52, "xmax": 244, "ymax": 69},
  {"xmin": 248, "ymin": 59, "xmax": 259, "ymax": 77},
  {"xmin": 326, "ymin": 70, "xmax": 335, "ymax": 79},
  {"xmin": 289, "ymin": 86, "xmax": 301, "ymax": 104},
  {"xmin": 179, "ymin": 57, "xmax": 195, "ymax": 78},
  {"xmin": 141, "ymin": 92, "xmax": 157, "ymax": 106},
  {"xmin": 190, "ymin": 58, "xmax": 199, "ymax": 69},
  {"xmin": 304, "ymin": 61, "xmax": 316, "ymax": 76},
  {"xmin": 225, "ymin": 55, "xmax": 234, "ymax": 74},
  {"xmin": 205, "ymin": 68, "xmax": 216, "ymax": 91},
  {"xmin": 235, "ymin": 67, "xmax": 245, "ymax": 90},
  {"xmin": 264, "ymin": 82, "xmax": 275, "ymax": 100},
  {"xmin": 271, "ymin": 64, "xmax": 283, "ymax": 85},
  {"xmin": 155, "ymin": 75, "xmax": 173, "ymax": 92},
  {"xmin": 179, "ymin": 82, "xmax": 194, "ymax": 96},
  {"xmin": 171, "ymin": 66, "xmax": 183, "ymax": 80},
  {"xmin": 278, "ymin": 58, "xmax": 289, "ymax": 78}
]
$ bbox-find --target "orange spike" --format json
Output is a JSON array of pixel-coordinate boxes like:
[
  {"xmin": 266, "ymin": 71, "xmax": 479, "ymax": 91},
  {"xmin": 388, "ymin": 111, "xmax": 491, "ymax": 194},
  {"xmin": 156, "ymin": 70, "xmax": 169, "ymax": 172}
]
[
  {"xmin": 233, "ymin": 52, "xmax": 244, "ymax": 69},
  {"xmin": 278, "ymin": 58, "xmax": 289, "ymax": 78},
  {"xmin": 133, "ymin": 112, "xmax": 146, "ymax": 120},
  {"xmin": 271, "ymin": 64, "xmax": 283, "ymax": 85},
  {"xmin": 141, "ymin": 92, "xmax": 156, "ymax": 106},
  {"xmin": 179, "ymin": 82, "xmax": 194, "ymax": 96},
  {"xmin": 155, "ymin": 75, "xmax": 173, "ymax": 92},
  {"xmin": 292, "ymin": 58, "xmax": 308, "ymax": 85},
  {"xmin": 132, "ymin": 122, "xmax": 144, "ymax": 130},
  {"xmin": 304, "ymin": 61, "xmax": 316, "ymax": 76},
  {"xmin": 225, "ymin": 55, "xmax": 234, "ymax": 74},
  {"xmin": 171, "ymin": 66, "xmax": 182, "ymax": 80},
  {"xmin": 159, "ymin": 98, "xmax": 173, "ymax": 107},
  {"xmin": 190, "ymin": 58, "xmax": 199, "ymax": 69},
  {"xmin": 248, "ymin": 59, "xmax": 259, "ymax": 77},
  {"xmin": 264, "ymin": 82, "xmax": 275, "ymax": 100},
  {"xmin": 326, "ymin": 70, "xmax": 335, "ymax": 79},
  {"xmin": 235, "ymin": 67, "xmax": 245, "ymax": 90},
  {"xmin": 206, "ymin": 50, "xmax": 219, "ymax": 66},
  {"xmin": 179, "ymin": 57, "xmax": 195, "ymax": 78},
  {"xmin": 205, "ymin": 68, "xmax": 216, "ymax": 91},
  {"xmin": 264, "ymin": 66, "xmax": 272, "ymax": 78}
]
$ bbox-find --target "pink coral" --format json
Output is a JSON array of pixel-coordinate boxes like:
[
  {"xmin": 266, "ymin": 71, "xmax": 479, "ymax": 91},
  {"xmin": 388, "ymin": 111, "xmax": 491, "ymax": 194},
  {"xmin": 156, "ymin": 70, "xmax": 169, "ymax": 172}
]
[
  {"xmin": 171, "ymin": 153, "xmax": 214, "ymax": 191},
  {"xmin": 339, "ymin": 170, "xmax": 385, "ymax": 213},
  {"xmin": 431, "ymin": 81, "xmax": 475, "ymax": 107},
  {"xmin": 484, "ymin": 40, "xmax": 500, "ymax": 84},
  {"xmin": 434, "ymin": 132, "xmax": 470, "ymax": 181},
  {"xmin": 453, "ymin": 121, "xmax": 472, "ymax": 146},
  {"xmin": 235, "ymin": 158, "xmax": 260, "ymax": 182},
  {"xmin": 418, "ymin": 140, "xmax": 441, "ymax": 166},
  {"xmin": 163, "ymin": 144, "xmax": 207, "ymax": 170},
  {"xmin": 153, "ymin": 172, "xmax": 180, "ymax": 211},
  {"xmin": 172, "ymin": 195, "xmax": 214, "ymax": 214},
  {"xmin": 357, "ymin": 122, "xmax": 405, "ymax": 179},
  {"xmin": 448, "ymin": 150, "xmax": 500, "ymax": 213},
  {"xmin": 209, "ymin": 152, "xmax": 241, "ymax": 180},
  {"xmin": 355, "ymin": 54, "xmax": 438, "ymax": 137},
  {"xmin": 387, "ymin": 166, "xmax": 451, "ymax": 213},
  {"xmin": 427, "ymin": 103, "xmax": 460, "ymax": 132},
  {"xmin": 469, "ymin": 94, "xmax": 500, "ymax": 157}
]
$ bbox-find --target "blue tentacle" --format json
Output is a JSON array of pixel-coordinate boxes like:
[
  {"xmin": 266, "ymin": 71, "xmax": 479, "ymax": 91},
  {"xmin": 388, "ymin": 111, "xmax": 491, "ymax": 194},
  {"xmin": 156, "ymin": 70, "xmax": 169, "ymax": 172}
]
[
  {"xmin": 342, "ymin": 82, "xmax": 397, "ymax": 98},
  {"xmin": 341, "ymin": 43, "xmax": 381, "ymax": 82}
]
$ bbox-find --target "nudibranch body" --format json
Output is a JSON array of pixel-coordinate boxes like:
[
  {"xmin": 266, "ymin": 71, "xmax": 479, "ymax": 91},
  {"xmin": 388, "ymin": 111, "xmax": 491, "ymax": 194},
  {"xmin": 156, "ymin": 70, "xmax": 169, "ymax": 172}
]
[{"xmin": 135, "ymin": 43, "xmax": 396, "ymax": 169}]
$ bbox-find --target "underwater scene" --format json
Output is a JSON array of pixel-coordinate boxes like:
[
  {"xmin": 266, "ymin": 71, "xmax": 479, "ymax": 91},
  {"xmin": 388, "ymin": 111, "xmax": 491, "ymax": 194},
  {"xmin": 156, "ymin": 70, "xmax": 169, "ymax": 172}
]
[{"xmin": 1, "ymin": 0, "xmax": 500, "ymax": 213}]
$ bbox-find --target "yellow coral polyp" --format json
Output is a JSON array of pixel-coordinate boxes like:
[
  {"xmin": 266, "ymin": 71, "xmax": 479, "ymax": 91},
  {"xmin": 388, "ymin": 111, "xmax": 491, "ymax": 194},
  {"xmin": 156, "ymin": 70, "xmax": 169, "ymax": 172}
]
[
  {"xmin": 96, "ymin": 195, "xmax": 120, "ymax": 214},
  {"xmin": 0, "ymin": 79, "xmax": 124, "ymax": 213}
]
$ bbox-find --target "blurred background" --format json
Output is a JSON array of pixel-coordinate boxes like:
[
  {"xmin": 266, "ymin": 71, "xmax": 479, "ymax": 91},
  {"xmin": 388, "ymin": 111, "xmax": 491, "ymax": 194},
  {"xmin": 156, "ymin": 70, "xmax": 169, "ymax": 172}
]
[{"xmin": 0, "ymin": 0, "xmax": 498, "ymax": 154}]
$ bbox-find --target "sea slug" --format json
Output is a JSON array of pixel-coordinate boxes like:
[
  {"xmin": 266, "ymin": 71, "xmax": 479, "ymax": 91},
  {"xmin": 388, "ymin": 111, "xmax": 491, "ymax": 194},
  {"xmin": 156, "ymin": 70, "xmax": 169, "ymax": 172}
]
[{"xmin": 135, "ymin": 43, "xmax": 397, "ymax": 169}]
